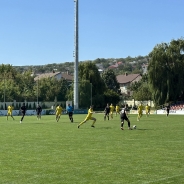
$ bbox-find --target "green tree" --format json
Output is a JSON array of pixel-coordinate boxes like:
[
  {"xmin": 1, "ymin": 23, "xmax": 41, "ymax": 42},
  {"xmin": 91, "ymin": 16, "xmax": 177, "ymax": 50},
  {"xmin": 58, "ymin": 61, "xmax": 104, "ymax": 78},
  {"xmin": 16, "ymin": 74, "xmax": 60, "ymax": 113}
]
[
  {"xmin": 129, "ymin": 74, "xmax": 152, "ymax": 102},
  {"xmin": 133, "ymin": 84, "xmax": 152, "ymax": 101},
  {"xmin": 35, "ymin": 78, "xmax": 59, "ymax": 101},
  {"xmin": 148, "ymin": 38, "xmax": 184, "ymax": 106},
  {"xmin": 79, "ymin": 62, "xmax": 106, "ymax": 107},
  {"xmin": 79, "ymin": 62, "xmax": 106, "ymax": 94},
  {"xmin": 55, "ymin": 79, "xmax": 70, "ymax": 101},
  {"xmin": 79, "ymin": 81, "xmax": 92, "ymax": 108},
  {"xmin": 104, "ymin": 89, "xmax": 120, "ymax": 106},
  {"xmin": 17, "ymin": 70, "xmax": 35, "ymax": 101},
  {"xmin": 129, "ymin": 81, "xmax": 142, "ymax": 93},
  {"xmin": 65, "ymin": 80, "xmax": 92, "ymax": 108},
  {"xmin": 101, "ymin": 69, "xmax": 120, "ymax": 93},
  {"xmin": 123, "ymin": 63, "xmax": 132, "ymax": 72},
  {"xmin": 0, "ymin": 64, "xmax": 19, "ymax": 101}
]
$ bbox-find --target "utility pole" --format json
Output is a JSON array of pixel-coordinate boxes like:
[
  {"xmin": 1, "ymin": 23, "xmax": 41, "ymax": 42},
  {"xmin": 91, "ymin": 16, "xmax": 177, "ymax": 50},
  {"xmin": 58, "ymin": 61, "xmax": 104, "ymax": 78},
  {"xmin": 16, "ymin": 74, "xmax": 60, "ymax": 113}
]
[
  {"xmin": 90, "ymin": 83, "xmax": 92, "ymax": 106},
  {"xmin": 37, "ymin": 77, "xmax": 39, "ymax": 104},
  {"xmin": 3, "ymin": 77, "xmax": 6, "ymax": 109},
  {"xmin": 74, "ymin": 0, "xmax": 79, "ymax": 109}
]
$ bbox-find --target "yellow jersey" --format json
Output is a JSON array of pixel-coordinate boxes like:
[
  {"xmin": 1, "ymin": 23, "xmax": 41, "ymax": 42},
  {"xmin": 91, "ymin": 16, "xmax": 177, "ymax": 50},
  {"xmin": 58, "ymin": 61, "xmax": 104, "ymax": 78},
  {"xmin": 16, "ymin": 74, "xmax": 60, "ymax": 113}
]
[
  {"xmin": 56, "ymin": 106, "xmax": 63, "ymax": 114},
  {"xmin": 148, "ymin": 106, "xmax": 151, "ymax": 111},
  {"xmin": 145, "ymin": 105, "xmax": 149, "ymax": 111},
  {"xmin": 138, "ymin": 105, "xmax": 143, "ymax": 113},
  {"xmin": 86, "ymin": 108, "xmax": 93, "ymax": 118},
  {"xmin": 115, "ymin": 105, "xmax": 120, "ymax": 112},
  {"xmin": 110, "ymin": 105, "xmax": 115, "ymax": 112},
  {"xmin": 7, "ymin": 106, "xmax": 13, "ymax": 113}
]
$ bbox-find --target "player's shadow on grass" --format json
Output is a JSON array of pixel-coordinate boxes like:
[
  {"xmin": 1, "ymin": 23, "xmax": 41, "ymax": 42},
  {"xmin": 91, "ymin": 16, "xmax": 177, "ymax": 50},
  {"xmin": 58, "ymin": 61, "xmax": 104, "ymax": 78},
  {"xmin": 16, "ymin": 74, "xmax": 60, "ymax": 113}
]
[
  {"xmin": 69, "ymin": 122, "xmax": 79, "ymax": 124},
  {"xmin": 136, "ymin": 128, "xmax": 152, "ymax": 130},
  {"xmin": 98, "ymin": 126, "xmax": 112, "ymax": 129}
]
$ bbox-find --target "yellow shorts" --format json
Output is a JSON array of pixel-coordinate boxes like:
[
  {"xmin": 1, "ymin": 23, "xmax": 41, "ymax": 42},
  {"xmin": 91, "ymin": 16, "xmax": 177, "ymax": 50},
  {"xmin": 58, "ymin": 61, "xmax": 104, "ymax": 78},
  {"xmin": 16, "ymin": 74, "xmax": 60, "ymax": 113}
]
[
  {"xmin": 7, "ymin": 112, "xmax": 12, "ymax": 116},
  {"xmin": 84, "ymin": 117, "xmax": 94, "ymax": 121},
  {"xmin": 56, "ymin": 113, "xmax": 61, "ymax": 116},
  {"xmin": 138, "ymin": 111, "xmax": 142, "ymax": 115}
]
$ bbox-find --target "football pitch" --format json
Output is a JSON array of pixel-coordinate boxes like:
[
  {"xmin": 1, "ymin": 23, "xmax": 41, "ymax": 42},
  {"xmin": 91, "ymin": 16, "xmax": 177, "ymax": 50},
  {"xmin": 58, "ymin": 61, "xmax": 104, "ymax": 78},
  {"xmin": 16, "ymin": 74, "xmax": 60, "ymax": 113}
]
[{"xmin": 0, "ymin": 113, "xmax": 183, "ymax": 184}]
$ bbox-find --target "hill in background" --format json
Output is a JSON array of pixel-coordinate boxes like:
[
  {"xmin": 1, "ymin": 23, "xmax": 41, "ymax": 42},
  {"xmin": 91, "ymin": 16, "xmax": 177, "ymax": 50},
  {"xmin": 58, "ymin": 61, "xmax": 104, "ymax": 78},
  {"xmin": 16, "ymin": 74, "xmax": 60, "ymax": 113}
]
[{"xmin": 14, "ymin": 55, "xmax": 149, "ymax": 75}]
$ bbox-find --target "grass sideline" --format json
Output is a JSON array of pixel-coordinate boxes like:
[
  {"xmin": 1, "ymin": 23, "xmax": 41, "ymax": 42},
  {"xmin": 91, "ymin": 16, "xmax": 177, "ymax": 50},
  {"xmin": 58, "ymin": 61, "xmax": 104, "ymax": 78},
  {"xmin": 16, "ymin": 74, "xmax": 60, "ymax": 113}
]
[{"xmin": 0, "ymin": 113, "xmax": 184, "ymax": 184}]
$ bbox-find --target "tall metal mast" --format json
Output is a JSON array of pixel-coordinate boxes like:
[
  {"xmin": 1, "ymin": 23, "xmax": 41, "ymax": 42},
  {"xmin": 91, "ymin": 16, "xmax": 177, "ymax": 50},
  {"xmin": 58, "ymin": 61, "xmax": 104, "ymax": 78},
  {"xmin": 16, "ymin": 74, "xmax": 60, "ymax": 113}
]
[{"xmin": 74, "ymin": 0, "xmax": 79, "ymax": 109}]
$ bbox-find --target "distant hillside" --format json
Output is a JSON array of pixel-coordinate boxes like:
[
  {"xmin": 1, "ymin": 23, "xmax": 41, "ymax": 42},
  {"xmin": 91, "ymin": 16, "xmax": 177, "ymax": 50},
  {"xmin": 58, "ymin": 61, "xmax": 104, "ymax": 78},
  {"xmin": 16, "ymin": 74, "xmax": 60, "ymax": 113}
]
[{"xmin": 13, "ymin": 55, "xmax": 149, "ymax": 75}]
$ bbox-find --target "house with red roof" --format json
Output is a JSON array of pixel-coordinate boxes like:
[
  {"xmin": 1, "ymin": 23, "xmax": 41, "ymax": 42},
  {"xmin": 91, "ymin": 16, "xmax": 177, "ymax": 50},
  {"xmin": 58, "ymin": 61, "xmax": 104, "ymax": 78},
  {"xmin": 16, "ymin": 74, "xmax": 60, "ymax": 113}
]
[
  {"xmin": 116, "ymin": 73, "xmax": 142, "ymax": 95},
  {"xmin": 108, "ymin": 61, "xmax": 122, "ymax": 69}
]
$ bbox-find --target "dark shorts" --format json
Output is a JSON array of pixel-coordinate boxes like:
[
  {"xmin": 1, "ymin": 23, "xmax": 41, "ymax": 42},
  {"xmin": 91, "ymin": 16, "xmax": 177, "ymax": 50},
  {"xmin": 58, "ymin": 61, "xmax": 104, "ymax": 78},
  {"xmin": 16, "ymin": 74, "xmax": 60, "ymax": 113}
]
[
  {"xmin": 21, "ymin": 111, "xmax": 26, "ymax": 116},
  {"xmin": 120, "ymin": 115, "xmax": 128, "ymax": 121},
  {"xmin": 105, "ymin": 112, "xmax": 110, "ymax": 116},
  {"xmin": 37, "ymin": 112, "xmax": 41, "ymax": 115},
  {"xmin": 68, "ymin": 112, "xmax": 73, "ymax": 116}
]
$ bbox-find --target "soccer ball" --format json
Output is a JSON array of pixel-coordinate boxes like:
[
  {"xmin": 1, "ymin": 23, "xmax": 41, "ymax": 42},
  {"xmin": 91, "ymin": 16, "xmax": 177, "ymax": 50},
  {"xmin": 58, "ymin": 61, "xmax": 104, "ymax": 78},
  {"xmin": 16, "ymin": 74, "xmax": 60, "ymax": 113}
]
[{"xmin": 133, "ymin": 125, "xmax": 137, "ymax": 129}]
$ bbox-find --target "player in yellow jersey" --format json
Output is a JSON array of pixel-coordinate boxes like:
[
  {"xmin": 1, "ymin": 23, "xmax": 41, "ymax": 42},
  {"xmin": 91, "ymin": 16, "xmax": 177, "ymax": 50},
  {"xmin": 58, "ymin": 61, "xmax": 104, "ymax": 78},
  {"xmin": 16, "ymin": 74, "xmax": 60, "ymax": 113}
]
[
  {"xmin": 7, "ymin": 105, "xmax": 14, "ymax": 120},
  {"xmin": 78, "ymin": 106, "xmax": 96, "ymax": 128},
  {"xmin": 145, "ymin": 104, "xmax": 149, "ymax": 117},
  {"xmin": 137, "ymin": 103, "xmax": 143, "ymax": 121},
  {"xmin": 55, "ymin": 105, "xmax": 63, "ymax": 122},
  {"xmin": 110, "ymin": 103, "xmax": 115, "ymax": 119},
  {"xmin": 115, "ymin": 104, "xmax": 120, "ymax": 116}
]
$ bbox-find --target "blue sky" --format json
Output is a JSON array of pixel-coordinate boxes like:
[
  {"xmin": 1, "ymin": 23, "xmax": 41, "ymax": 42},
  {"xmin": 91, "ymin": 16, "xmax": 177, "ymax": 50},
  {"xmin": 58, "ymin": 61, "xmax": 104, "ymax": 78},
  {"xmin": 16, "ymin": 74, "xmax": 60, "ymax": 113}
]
[{"xmin": 0, "ymin": 0, "xmax": 183, "ymax": 66}]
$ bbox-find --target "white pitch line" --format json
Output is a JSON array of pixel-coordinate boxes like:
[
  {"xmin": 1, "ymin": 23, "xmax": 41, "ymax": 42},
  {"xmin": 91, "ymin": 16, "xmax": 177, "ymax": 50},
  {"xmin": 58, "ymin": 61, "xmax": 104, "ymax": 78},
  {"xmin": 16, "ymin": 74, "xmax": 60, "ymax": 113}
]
[{"xmin": 142, "ymin": 174, "xmax": 183, "ymax": 184}]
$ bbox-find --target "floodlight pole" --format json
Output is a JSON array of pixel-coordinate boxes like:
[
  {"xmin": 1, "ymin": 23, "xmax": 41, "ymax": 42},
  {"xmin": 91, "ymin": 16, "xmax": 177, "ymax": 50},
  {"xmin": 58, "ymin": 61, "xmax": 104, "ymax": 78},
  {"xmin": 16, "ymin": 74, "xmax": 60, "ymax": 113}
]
[
  {"xmin": 37, "ymin": 77, "xmax": 39, "ymax": 104},
  {"xmin": 90, "ymin": 83, "xmax": 92, "ymax": 106},
  {"xmin": 74, "ymin": 0, "xmax": 79, "ymax": 109},
  {"xmin": 4, "ymin": 78, "xmax": 5, "ymax": 110}
]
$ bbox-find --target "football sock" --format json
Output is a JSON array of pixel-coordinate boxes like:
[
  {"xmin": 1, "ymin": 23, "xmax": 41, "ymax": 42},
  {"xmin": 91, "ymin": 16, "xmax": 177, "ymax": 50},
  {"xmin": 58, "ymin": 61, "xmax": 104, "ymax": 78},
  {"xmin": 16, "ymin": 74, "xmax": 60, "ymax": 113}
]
[{"xmin": 92, "ymin": 120, "xmax": 96, "ymax": 126}]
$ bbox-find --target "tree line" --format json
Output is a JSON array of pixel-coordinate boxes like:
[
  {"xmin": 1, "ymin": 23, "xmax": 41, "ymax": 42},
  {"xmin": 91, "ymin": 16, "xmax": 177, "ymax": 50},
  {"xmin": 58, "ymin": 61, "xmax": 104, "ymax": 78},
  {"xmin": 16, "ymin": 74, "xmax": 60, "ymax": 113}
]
[
  {"xmin": 1, "ymin": 38, "xmax": 184, "ymax": 109},
  {"xmin": 0, "ymin": 63, "xmax": 120, "ymax": 109},
  {"xmin": 14, "ymin": 55, "xmax": 149, "ymax": 76},
  {"xmin": 130, "ymin": 38, "xmax": 184, "ymax": 107}
]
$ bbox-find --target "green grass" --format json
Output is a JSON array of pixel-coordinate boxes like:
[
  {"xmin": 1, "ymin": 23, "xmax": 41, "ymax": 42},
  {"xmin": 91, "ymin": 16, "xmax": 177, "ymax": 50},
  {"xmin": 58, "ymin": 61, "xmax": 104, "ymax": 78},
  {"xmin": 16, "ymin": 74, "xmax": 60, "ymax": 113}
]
[{"xmin": 0, "ymin": 113, "xmax": 184, "ymax": 184}]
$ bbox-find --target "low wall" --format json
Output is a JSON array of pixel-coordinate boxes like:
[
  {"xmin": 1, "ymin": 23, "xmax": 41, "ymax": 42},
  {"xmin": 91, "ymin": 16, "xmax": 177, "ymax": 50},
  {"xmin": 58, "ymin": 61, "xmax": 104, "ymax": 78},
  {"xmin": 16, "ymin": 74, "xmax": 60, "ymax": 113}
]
[
  {"xmin": 0, "ymin": 110, "xmax": 47, "ymax": 116},
  {"xmin": 0, "ymin": 101, "xmax": 66, "ymax": 110},
  {"xmin": 130, "ymin": 109, "xmax": 184, "ymax": 115},
  {"xmin": 130, "ymin": 110, "xmax": 156, "ymax": 114},
  {"xmin": 124, "ymin": 100, "xmax": 154, "ymax": 107},
  {"xmin": 156, "ymin": 110, "xmax": 184, "ymax": 115},
  {"xmin": 45, "ymin": 109, "xmax": 88, "ymax": 115},
  {"xmin": 2, "ymin": 109, "xmax": 183, "ymax": 116},
  {"xmin": 0, "ymin": 109, "xmax": 88, "ymax": 116}
]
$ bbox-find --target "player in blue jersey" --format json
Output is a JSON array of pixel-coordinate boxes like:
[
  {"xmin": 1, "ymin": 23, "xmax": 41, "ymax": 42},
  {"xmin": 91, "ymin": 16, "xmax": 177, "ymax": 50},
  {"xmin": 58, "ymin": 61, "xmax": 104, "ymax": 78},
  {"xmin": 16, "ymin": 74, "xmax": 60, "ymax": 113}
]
[{"xmin": 66, "ymin": 104, "xmax": 74, "ymax": 122}]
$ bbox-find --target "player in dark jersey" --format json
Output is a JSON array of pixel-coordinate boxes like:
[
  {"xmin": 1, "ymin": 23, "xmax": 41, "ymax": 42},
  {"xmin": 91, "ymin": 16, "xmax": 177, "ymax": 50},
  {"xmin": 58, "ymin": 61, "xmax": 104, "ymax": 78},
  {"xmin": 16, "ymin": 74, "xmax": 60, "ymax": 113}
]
[
  {"xmin": 20, "ymin": 103, "xmax": 27, "ymax": 123},
  {"xmin": 120, "ymin": 104, "xmax": 132, "ymax": 130},
  {"xmin": 36, "ymin": 104, "xmax": 42, "ymax": 120},
  {"xmin": 104, "ymin": 103, "xmax": 110, "ymax": 120},
  {"xmin": 166, "ymin": 105, "xmax": 170, "ymax": 117}
]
